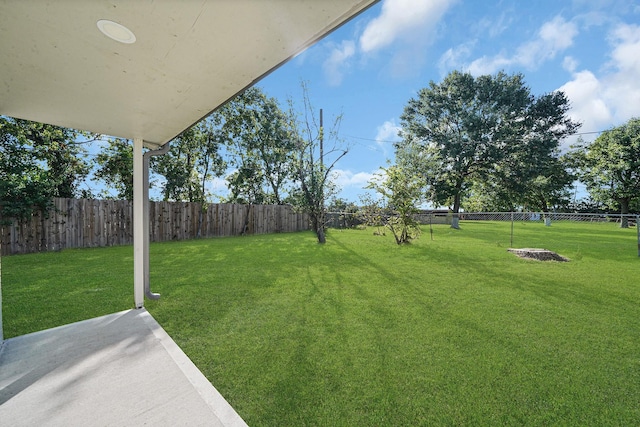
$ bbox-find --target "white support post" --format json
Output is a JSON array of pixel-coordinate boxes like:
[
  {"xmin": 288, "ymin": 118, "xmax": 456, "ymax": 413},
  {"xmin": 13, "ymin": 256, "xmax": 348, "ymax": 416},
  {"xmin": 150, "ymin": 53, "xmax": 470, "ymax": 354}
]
[
  {"xmin": 143, "ymin": 154, "xmax": 150, "ymax": 296},
  {"xmin": 133, "ymin": 138, "xmax": 145, "ymax": 308}
]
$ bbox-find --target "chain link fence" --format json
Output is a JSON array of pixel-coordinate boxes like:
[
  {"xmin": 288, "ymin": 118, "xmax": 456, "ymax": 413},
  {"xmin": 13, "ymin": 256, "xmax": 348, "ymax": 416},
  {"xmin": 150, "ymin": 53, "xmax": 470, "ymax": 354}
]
[
  {"xmin": 458, "ymin": 212, "xmax": 637, "ymax": 225},
  {"xmin": 325, "ymin": 210, "xmax": 453, "ymax": 229},
  {"xmin": 325, "ymin": 210, "xmax": 640, "ymax": 256},
  {"xmin": 326, "ymin": 211, "xmax": 638, "ymax": 228}
]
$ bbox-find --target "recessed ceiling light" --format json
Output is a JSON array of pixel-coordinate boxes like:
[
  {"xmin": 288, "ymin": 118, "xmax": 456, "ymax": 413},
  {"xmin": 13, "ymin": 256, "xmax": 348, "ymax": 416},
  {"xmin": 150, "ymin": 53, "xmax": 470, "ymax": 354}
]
[{"xmin": 97, "ymin": 20, "xmax": 136, "ymax": 44}]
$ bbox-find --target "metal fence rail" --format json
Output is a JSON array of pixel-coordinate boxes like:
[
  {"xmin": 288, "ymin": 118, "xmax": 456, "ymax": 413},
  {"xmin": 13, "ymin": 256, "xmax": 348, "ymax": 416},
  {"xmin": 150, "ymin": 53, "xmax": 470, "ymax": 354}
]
[
  {"xmin": 325, "ymin": 210, "xmax": 640, "ymax": 256},
  {"xmin": 460, "ymin": 212, "xmax": 640, "ymax": 257},
  {"xmin": 326, "ymin": 210, "xmax": 638, "ymax": 226},
  {"xmin": 325, "ymin": 211, "xmax": 453, "ymax": 229},
  {"xmin": 458, "ymin": 212, "xmax": 637, "ymax": 224}
]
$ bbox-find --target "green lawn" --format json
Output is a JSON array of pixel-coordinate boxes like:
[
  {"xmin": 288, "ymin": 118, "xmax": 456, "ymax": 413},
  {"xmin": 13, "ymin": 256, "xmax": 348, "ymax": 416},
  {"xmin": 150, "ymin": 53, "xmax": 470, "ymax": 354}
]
[{"xmin": 3, "ymin": 221, "xmax": 640, "ymax": 425}]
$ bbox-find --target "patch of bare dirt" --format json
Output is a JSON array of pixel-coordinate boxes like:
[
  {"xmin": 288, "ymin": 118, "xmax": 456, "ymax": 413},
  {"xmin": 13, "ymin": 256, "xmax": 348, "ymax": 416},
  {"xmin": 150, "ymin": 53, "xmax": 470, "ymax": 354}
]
[{"xmin": 507, "ymin": 248, "xmax": 569, "ymax": 262}]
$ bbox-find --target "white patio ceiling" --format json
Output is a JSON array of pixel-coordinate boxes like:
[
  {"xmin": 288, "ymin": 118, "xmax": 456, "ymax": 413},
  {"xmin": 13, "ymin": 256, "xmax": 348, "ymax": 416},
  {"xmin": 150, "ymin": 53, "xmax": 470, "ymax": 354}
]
[{"xmin": 0, "ymin": 0, "xmax": 378, "ymax": 148}]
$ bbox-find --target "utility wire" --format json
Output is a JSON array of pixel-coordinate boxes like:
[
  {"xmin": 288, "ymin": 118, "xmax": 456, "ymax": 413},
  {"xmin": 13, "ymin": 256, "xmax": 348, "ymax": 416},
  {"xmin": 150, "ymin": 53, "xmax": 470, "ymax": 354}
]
[
  {"xmin": 342, "ymin": 129, "xmax": 605, "ymax": 145},
  {"xmin": 3, "ymin": 130, "xmax": 610, "ymax": 159}
]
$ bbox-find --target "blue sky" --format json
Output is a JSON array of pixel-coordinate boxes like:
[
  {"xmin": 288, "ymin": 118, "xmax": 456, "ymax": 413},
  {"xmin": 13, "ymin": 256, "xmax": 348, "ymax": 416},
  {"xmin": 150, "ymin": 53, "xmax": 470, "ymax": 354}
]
[
  {"xmin": 229, "ymin": 0, "xmax": 640, "ymax": 204},
  {"xmin": 83, "ymin": 0, "xmax": 638, "ymax": 203}
]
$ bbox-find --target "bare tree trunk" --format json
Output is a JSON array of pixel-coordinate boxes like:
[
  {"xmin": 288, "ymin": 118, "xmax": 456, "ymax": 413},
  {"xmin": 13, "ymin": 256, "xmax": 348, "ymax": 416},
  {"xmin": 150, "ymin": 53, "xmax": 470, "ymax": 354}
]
[
  {"xmin": 541, "ymin": 205, "xmax": 551, "ymax": 227},
  {"xmin": 310, "ymin": 213, "xmax": 326, "ymax": 243},
  {"xmin": 451, "ymin": 192, "xmax": 461, "ymax": 229},
  {"xmin": 316, "ymin": 226, "xmax": 326, "ymax": 244},
  {"xmin": 538, "ymin": 196, "xmax": 551, "ymax": 226},
  {"xmin": 241, "ymin": 204, "xmax": 252, "ymax": 235},
  {"xmin": 620, "ymin": 198, "xmax": 630, "ymax": 228}
]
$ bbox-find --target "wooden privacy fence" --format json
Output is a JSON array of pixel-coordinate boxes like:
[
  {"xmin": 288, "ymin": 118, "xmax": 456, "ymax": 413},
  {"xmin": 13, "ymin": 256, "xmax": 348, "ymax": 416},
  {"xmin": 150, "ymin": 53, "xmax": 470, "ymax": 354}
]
[{"xmin": 1, "ymin": 198, "xmax": 310, "ymax": 255}]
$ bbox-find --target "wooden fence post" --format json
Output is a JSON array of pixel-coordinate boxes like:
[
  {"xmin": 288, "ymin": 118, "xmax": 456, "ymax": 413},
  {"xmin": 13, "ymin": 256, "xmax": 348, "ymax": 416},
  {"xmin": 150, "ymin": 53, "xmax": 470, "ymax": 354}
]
[{"xmin": 1, "ymin": 198, "xmax": 311, "ymax": 255}]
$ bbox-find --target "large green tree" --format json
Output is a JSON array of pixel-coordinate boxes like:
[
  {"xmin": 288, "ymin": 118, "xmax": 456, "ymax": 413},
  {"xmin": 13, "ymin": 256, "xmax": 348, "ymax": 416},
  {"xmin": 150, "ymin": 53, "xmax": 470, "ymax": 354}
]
[
  {"xmin": 219, "ymin": 87, "xmax": 295, "ymax": 204},
  {"xmin": 94, "ymin": 138, "xmax": 134, "ymax": 200},
  {"xmin": 151, "ymin": 120, "xmax": 225, "ymax": 203},
  {"xmin": 490, "ymin": 92, "xmax": 578, "ymax": 214},
  {"xmin": 398, "ymin": 71, "xmax": 579, "ymax": 227},
  {"xmin": 572, "ymin": 117, "xmax": 640, "ymax": 228},
  {"xmin": 471, "ymin": 155, "xmax": 575, "ymax": 214},
  {"xmin": 0, "ymin": 117, "xmax": 91, "ymax": 223}
]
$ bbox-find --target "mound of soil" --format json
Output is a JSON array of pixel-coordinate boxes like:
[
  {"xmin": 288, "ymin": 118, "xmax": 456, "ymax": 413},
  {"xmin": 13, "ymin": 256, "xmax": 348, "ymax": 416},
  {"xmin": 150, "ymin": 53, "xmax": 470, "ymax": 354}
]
[{"xmin": 507, "ymin": 248, "xmax": 569, "ymax": 262}]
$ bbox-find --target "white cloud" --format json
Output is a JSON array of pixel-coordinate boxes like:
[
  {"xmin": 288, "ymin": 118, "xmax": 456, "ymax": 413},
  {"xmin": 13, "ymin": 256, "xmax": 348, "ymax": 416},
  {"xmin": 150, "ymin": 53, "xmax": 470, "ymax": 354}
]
[
  {"xmin": 332, "ymin": 169, "xmax": 379, "ymax": 189},
  {"xmin": 374, "ymin": 119, "xmax": 401, "ymax": 156},
  {"xmin": 538, "ymin": 16, "xmax": 578, "ymax": 51},
  {"xmin": 319, "ymin": 0, "xmax": 455, "ymax": 84},
  {"xmin": 438, "ymin": 11, "xmax": 511, "ymax": 72},
  {"xmin": 559, "ymin": 23, "xmax": 640, "ymax": 133},
  {"xmin": 485, "ymin": 12, "xmax": 514, "ymax": 38},
  {"xmin": 438, "ymin": 42, "xmax": 474, "ymax": 75},
  {"xmin": 562, "ymin": 56, "xmax": 579, "ymax": 72},
  {"xmin": 558, "ymin": 70, "xmax": 611, "ymax": 130},
  {"xmin": 467, "ymin": 16, "xmax": 578, "ymax": 75},
  {"xmin": 322, "ymin": 40, "xmax": 356, "ymax": 86},
  {"xmin": 602, "ymin": 23, "xmax": 640, "ymax": 121},
  {"xmin": 359, "ymin": 0, "xmax": 455, "ymax": 53},
  {"xmin": 209, "ymin": 176, "xmax": 230, "ymax": 193},
  {"xmin": 358, "ymin": 0, "xmax": 457, "ymax": 78},
  {"xmin": 467, "ymin": 55, "xmax": 511, "ymax": 76},
  {"xmin": 608, "ymin": 23, "xmax": 640, "ymax": 70}
]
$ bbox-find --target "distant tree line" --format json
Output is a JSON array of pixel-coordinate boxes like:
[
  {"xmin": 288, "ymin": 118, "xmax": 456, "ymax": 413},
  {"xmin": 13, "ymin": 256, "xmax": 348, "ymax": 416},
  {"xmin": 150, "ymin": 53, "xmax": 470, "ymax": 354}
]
[
  {"xmin": 367, "ymin": 70, "xmax": 640, "ymax": 238},
  {"xmin": 0, "ymin": 119, "xmax": 94, "ymax": 221},
  {"xmin": 0, "ymin": 84, "xmax": 341, "ymax": 243},
  {"xmin": 2, "ymin": 71, "xmax": 640, "ymax": 248}
]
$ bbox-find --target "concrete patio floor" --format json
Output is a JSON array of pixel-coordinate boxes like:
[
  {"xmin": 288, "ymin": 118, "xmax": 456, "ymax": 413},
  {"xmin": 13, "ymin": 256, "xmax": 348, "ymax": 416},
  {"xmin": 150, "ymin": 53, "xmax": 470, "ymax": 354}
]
[{"xmin": 0, "ymin": 309, "xmax": 248, "ymax": 426}]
